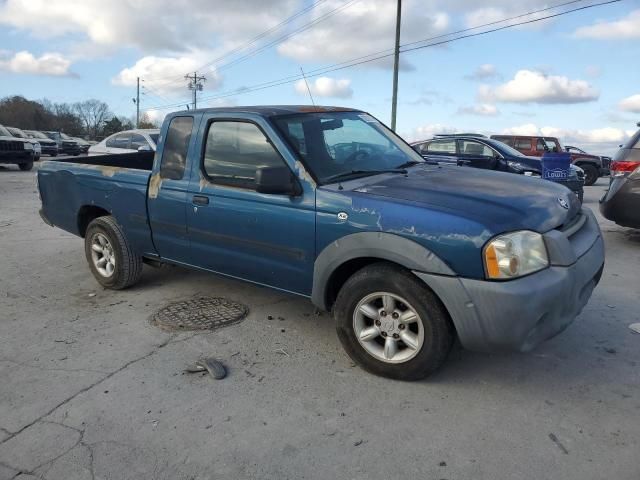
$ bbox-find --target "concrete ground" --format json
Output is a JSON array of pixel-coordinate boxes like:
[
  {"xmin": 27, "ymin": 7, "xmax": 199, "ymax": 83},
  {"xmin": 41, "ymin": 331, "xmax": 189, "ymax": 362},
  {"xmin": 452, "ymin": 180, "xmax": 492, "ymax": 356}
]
[{"xmin": 0, "ymin": 163, "xmax": 638, "ymax": 480}]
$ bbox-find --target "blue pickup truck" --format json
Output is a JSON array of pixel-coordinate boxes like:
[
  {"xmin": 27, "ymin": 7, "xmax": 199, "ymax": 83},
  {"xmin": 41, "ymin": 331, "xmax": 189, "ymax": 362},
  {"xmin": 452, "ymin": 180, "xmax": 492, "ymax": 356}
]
[{"xmin": 37, "ymin": 106, "xmax": 605, "ymax": 380}]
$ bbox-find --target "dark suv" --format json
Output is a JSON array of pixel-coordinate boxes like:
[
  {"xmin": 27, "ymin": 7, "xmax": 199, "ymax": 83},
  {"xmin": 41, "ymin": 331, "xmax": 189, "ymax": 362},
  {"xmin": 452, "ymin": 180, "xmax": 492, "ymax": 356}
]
[
  {"xmin": 491, "ymin": 135, "xmax": 604, "ymax": 186},
  {"xmin": 44, "ymin": 131, "xmax": 81, "ymax": 155},
  {"xmin": 411, "ymin": 135, "xmax": 585, "ymax": 202}
]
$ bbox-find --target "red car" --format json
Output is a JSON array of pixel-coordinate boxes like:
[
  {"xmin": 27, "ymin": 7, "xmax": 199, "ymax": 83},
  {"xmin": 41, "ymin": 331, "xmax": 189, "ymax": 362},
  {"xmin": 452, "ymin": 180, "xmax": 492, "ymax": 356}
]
[{"xmin": 490, "ymin": 135, "xmax": 606, "ymax": 186}]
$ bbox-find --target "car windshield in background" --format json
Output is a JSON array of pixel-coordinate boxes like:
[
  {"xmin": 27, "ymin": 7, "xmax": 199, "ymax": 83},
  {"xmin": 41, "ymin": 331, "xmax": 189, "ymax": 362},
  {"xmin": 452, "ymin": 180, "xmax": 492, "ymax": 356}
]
[
  {"xmin": 0, "ymin": 125, "xmax": 12, "ymax": 137},
  {"xmin": 60, "ymin": 133, "xmax": 73, "ymax": 140},
  {"xmin": 28, "ymin": 131, "xmax": 49, "ymax": 139},
  {"xmin": 274, "ymin": 111, "xmax": 423, "ymax": 184},
  {"xmin": 149, "ymin": 133, "xmax": 159, "ymax": 145},
  {"xmin": 8, "ymin": 128, "xmax": 27, "ymax": 138}
]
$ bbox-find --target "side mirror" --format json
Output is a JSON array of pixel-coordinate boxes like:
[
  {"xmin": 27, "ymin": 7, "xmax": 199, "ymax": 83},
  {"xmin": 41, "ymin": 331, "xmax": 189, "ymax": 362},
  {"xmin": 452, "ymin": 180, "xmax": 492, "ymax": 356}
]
[
  {"xmin": 137, "ymin": 145, "xmax": 152, "ymax": 152},
  {"xmin": 255, "ymin": 166, "xmax": 300, "ymax": 195}
]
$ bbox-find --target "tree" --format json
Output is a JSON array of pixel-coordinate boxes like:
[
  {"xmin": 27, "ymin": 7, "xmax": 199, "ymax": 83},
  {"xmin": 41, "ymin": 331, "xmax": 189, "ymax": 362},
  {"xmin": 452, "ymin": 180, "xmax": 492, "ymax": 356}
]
[
  {"xmin": 0, "ymin": 96, "xmax": 55, "ymax": 130},
  {"xmin": 137, "ymin": 113, "xmax": 159, "ymax": 129},
  {"xmin": 74, "ymin": 99, "xmax": 112, "ymax": 139}
]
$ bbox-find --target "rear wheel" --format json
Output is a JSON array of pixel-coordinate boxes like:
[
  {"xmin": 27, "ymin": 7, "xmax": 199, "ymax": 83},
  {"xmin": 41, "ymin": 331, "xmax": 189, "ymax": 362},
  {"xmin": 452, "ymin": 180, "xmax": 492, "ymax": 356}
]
[
  {"xmin": 18, "ymin": 162, "xmax": 33, "ymax": 171},
  {"xmin": 333, "ymin": 263, "xmax": 454, "ymax": 380},
  {"xmin": 84, "ymin": 216, "xmax": 143, "ymax": 289},
  {"xmin": 581, "ymin": 164, "xmax": 598, "ymax": 186}
]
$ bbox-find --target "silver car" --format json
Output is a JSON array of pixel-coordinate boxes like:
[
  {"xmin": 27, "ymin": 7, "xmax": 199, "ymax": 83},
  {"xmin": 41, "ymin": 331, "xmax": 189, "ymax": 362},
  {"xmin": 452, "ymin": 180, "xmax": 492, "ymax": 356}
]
[{"xmin": 89, "ymin": 129, "xmax": 160, "ymax": 155}]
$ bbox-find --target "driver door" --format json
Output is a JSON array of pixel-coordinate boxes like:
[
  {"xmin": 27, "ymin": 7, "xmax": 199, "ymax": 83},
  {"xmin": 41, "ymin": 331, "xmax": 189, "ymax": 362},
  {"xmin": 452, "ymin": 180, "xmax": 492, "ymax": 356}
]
[{"xmin": 457, "ymin": 139, "xmax": 498, "ymax": 169}]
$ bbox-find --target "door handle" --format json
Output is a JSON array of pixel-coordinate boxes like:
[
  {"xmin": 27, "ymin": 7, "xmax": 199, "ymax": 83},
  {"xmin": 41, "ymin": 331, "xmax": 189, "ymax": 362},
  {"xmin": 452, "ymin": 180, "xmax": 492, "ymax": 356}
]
[{"xmin": 192, "ymin": 195, "xmax": 209, "ymax": 206}]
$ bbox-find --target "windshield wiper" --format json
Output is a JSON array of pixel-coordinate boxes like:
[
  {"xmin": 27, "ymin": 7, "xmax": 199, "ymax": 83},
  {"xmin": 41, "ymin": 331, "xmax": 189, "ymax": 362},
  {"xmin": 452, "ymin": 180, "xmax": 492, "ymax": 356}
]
[
  {"xmin": 395, "ymin": 160, "xmax": 423, "ymax": 169},
  {"xmin": 323, "ymin": 168, "xmax": 407, "ymax": 184}
]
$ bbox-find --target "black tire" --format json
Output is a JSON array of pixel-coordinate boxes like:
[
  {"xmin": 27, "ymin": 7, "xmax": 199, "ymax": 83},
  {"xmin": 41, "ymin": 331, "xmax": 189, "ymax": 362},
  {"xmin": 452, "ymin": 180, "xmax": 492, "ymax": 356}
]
[
  {"xmin": 18, "ymin": 162, "xmax": 33, "ymax": 171},
  {"xmin": 581, "ymin": 164, "xmax": 598, "ymax": 186},
  {"xmin": 333, "ymin": 262, "xmax": 454, "ymax": 381},
  {"xmin": 84, "ymin": 215, "xmax": 143, "ymax": 289}
]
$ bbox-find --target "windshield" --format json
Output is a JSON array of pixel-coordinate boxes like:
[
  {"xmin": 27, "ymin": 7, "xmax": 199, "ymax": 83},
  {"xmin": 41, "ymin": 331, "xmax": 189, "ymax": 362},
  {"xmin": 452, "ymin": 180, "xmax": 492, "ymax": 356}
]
[
  {"xmin": 8, "ymin": 128, "xmax": 26, "ymax": 138},
  {"xmin": 149, "ymin": 133, "xmax": 159, "ymax": 145},
  {"xmin": 273, "ymin": 111, "xmax": 424, "ymax": 184},
  {"xmin": 485, "ymin": 138, "xmax": 527, "ymax": 157},
  {"xmin": 0, "ymin": 125, "xmax": 12, "ymax": 137},
  {"xmin": 27, "ymin": 130, "xmax": 48, "ymax": 139},
  {"xmin": 60, "ymin": 132, "xmax": 72, "ymax": 140}
]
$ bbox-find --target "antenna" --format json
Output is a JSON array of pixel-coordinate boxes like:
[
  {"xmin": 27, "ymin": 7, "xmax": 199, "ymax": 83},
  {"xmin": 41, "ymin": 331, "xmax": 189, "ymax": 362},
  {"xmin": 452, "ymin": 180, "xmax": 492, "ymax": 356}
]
[{"xmin": 299, "ymin": 67, "xmax": 316, "ymax": 109}]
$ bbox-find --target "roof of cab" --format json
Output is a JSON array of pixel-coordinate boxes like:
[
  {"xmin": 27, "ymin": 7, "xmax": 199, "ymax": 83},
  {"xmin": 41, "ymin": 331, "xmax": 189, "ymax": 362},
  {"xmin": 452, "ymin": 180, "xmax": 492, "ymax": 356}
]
[{"xmin": 171, "ymin": 105, "xmax": 360, "ymax": 117}]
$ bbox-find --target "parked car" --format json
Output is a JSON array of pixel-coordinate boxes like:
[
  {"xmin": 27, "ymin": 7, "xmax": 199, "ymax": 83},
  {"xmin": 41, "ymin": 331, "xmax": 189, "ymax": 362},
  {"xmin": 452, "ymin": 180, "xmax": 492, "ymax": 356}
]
[
  {"xmin": 600, "ymin": 126, "xmax": 640, "ymax": 228},
  {"xmin": 43, "ymin": 131, "xmax": 81, "ymax": 156},
  {"xmin": 491, "ymin": 135, "xmax": 604, "ymax": 186},
  {"xmin": 88, "ymin": 129, "xmax": 160, "ymax": 155},
  {"xmin": 72, "ymin": 137, "xmax": 91, "ymax": 154},
  {"xmin": 411, "ymin": 135, "xmax": 585, "ymax": 202},
  {"xmin": 37, "ymin": 106, "xmax": 604, "ymax": 380},
  {"xmin": 0, "ymin": 123, "xmax": 35, "ymax": 170},
  {"xmin": 24, "ymin": 130, "xmax": 59, "ymax": 157},
  {"xmin": 6, "ymin": 126, "xmax": 41, "ymax": 161}
]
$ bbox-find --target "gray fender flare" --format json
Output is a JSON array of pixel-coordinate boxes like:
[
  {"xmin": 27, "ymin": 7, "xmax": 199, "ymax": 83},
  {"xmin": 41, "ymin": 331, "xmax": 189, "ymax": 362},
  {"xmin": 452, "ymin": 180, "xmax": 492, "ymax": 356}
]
[{"xmin": 311, "ymin": 232, "xmax": 455, "ymax": 310}]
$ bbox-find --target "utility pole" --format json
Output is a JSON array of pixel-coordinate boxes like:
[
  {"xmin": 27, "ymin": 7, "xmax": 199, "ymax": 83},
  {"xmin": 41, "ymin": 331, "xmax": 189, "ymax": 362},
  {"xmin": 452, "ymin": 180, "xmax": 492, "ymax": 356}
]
[
  {"xmin": 136, "ymin": 77, "xmax": 140, "ymax": 128},
  {"xmin": 185, "ymin": 72, "xmax": 206, "ymax": 110},
  {"xmin": 390, "ymin": 0, "xmax": 402, "ymax": 131}
]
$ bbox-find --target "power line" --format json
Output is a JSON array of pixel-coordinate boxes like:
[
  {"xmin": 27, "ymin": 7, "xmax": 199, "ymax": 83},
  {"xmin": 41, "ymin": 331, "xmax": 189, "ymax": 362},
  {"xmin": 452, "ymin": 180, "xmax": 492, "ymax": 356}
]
[
  {"xmin": 144, "ymin": 0, "xmax": 620, "ymax": 112},
  {"xmin": 148, "ymin": 0, "xmax": 334, "ymax": 89}
]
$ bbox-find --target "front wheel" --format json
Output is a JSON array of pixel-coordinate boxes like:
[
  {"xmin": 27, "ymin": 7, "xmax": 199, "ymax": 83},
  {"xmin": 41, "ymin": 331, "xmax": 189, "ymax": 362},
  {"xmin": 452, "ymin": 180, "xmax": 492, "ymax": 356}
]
[
  {"xmin": 18, "ymin": 162, "xmax": 33, "ymax": 171},
  {"xmin": 84, "ymin": 216, "xmax": 143, "ymax": 289},
  {"xmin": 333, "ymin": 263, "xmax": 454, "ymax": 380},
  {"xmin": 581, "ymin": 164, "xmax": 598, "ymax": 186}
]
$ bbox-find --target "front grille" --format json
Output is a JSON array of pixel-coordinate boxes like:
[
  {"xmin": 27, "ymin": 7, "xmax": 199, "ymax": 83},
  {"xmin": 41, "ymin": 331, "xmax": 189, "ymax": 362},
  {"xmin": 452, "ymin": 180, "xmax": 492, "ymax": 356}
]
[{"xmin": 0, "ymin": 140, "xmax": 23, "ymax": 151}]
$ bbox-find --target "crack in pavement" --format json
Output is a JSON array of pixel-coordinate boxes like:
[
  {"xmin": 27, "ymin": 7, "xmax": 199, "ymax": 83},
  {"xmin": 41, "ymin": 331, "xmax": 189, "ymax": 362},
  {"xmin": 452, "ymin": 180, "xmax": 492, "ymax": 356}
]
[{"xmin": 0, "ymin": 332, "xmax": 180, "ymax": 448}]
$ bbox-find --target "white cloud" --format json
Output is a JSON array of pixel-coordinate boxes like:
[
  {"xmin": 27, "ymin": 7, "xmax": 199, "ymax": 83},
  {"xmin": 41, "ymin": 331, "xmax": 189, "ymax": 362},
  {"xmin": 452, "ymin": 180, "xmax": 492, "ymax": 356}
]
[
  {"xmin": 0, "ymin": 50, "xmax": 73, "ymax": 76},
  {"xmin": 618, "ymin": 94, "xmax": 640, "ymax": 113},
  {"xmin": 0, "ymin": 0, "xmax": 298, "ymax": 53},
  {"xmin": 502, "ymin": 123, "xmax": 539, "ymax": 136},
  {"xmin": 458, "ymin": 103, "xmax": 499, "ymax": 116},
  {"xmin": 112, "ymin": 55, "xmax": 222, "ymax": 96},
  {"xmin": 464, "ymin": 64, "xmax": 499, "ymax": 81},
  {"xmin": 294, "ymin": 77, "xmax": 353, "ymax": 99},
  {"xmin": 407, "ymin": 124, "xmax": 460, "ymax": 142},
  {"xmin": 574, "ymin": 9, "xmax": 640, "ymax": 40},
  {"xmin": 278, "ymin": 0, "xmax": 449, "ymax": 69},
  {"xmin": 479, "ymin": 70, "xmax": 599, "ymax": 104}
]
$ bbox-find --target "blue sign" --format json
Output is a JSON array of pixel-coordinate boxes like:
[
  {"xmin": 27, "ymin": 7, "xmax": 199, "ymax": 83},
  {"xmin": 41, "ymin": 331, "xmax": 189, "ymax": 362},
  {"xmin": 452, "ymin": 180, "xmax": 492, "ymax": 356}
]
[{"xmin": 542, "ymin": 152, "xmax": 571, "ymax": 182}]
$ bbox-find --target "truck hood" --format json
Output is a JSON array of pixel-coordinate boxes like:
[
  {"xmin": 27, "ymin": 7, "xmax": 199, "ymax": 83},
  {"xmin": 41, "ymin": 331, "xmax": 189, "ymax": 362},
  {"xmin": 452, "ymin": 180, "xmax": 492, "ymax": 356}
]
[{"xmin": 349, "ymin": 165, "xmax": 580, "ymax": 233}]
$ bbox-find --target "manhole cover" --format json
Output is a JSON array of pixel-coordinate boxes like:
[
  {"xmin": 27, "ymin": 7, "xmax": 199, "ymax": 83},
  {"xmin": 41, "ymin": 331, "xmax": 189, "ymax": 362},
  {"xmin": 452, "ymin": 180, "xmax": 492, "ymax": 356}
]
[{"xmin": 151, "ymin": 297, "xmax": 249, "ymax": 331}]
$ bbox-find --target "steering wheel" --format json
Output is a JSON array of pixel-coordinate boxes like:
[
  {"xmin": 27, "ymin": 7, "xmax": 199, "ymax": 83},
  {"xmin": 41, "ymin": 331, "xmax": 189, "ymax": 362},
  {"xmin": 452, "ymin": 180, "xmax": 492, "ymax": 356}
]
[{"xmin": 344, "ymin": 149, "xmax": 370, "ymax": 164}]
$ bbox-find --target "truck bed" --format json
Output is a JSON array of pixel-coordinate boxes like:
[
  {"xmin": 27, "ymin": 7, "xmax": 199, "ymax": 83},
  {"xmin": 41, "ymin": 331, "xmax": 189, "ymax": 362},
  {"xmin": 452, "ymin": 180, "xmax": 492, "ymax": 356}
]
[{"xmin": 38, "ymin": 152, "xmax": 157, "ymax": 256}]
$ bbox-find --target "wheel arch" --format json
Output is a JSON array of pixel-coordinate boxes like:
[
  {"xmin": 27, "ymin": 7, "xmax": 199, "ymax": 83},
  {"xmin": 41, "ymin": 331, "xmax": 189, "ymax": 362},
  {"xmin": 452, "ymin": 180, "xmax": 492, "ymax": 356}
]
[
  {"xmin": 78, "ymin": 205, "xmax": 111, "ymax": 237},
  {"xmin": 312, "ymin": 232, "xmax": 455, "ymax": 311}
]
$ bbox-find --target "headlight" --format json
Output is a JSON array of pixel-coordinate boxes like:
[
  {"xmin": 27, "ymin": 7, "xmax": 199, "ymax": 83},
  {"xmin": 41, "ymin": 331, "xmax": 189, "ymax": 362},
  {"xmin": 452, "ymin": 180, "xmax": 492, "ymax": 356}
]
[
  {"xmin": 23, "ymin": 142, "xmax": 33, "ymax": 150},
  {"xmin": 483, "ymin": 230, "xmax": 549, "ymax": 280}
]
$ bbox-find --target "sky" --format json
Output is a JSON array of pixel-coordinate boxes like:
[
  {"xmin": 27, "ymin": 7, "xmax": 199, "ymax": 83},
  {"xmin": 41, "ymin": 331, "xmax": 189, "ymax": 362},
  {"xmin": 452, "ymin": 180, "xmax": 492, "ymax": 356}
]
[{"xmin": 0, "ymin": 0, "xmax": 638, "ymax": 155}]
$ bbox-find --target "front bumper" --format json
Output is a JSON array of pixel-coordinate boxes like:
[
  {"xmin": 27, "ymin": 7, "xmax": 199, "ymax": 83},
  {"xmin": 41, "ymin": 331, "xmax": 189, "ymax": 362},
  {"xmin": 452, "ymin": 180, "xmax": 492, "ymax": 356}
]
[
  {"xmin": 41, "ymin": 145, "xmax": 58, "ymax": 155},
  {"xmin": 415, "ymin": 208, "xmax": 604, "ymax": 352},
  {"xmin": 0, "ymin": 150, "xmax": 32, "ymax": 164}
]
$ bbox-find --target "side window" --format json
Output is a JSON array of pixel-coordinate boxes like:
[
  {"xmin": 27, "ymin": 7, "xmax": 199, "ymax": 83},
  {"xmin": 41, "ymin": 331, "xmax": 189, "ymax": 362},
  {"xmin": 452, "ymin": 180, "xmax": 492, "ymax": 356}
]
[
  {"xmin": 514, "ymin": 138, "xmax": 532, "ymax": 150},
  {"xmin": 159, "ymin": 116, "xmax": 193, "ymax": 180},
  {"xmin": 203, "ymin": 121, "xmax": 285, "ymax": 189},
  {"xmin": 494, "ymin": 136, "xmax": 513, "ymax": 147},
  {"xmin": 536, "ymin": 139, "xmax": 547, "ymax": 151},
  {"xmin": 460, "ymin": 140, "xmax": 493, "ymax": 157},
  {"xmin": 106, "ymin": 134, "xmax": 130, "ymax": 149},
  {"xmin": 426, "ymin": 140, "xmax": 456, "ymax": 154},
  {"xmin": 130, "ymin": 133, "xmax": 149, "ymax": 150}
]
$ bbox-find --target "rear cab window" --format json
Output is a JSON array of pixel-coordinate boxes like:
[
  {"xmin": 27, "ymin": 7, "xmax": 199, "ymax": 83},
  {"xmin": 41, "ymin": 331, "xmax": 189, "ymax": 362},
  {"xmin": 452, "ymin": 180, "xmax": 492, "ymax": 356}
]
[
  {"xmin": 159, "ymin": 116, "xmax": 193, "ymax": 180},
  {"xmin": 202, "ymin": 121, "xmax": 286, "ymax": 189}
]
